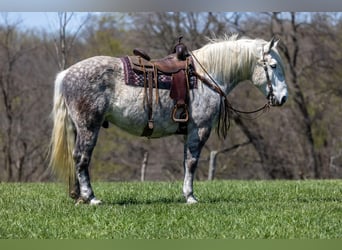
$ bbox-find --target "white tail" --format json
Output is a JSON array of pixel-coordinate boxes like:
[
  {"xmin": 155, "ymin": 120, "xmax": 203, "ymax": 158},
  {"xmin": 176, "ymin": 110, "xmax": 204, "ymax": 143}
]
[{"xmin": 49, "ymin": 70, "xmax": 75, "ymax": 186}]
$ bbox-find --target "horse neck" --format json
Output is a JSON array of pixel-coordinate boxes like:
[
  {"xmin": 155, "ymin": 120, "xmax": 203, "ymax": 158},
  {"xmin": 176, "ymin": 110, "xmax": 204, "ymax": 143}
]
[{"xmin": 193, "ymin": 40, "xmax": 257, "ymax": 94}]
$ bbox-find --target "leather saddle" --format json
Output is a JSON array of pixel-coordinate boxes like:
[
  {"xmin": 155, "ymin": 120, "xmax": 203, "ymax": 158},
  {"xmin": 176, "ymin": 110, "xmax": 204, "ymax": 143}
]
[
  {"xmin": 129, "ymin": 38, "xmax": 194, "ymax": 136},
  {"xmin": 131, "ymin": 48, "xmax": 190, "ymax": 74}
]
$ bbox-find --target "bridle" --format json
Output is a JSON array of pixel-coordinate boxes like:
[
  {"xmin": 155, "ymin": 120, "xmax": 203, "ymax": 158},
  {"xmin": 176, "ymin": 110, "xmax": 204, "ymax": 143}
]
[
  {"xmin": 262, "ymin": 48, "xmax": 275, "ymax": 106},
  {"xmin": 190, "ymin": 49, "xmax": 274, "ymax": 119}
]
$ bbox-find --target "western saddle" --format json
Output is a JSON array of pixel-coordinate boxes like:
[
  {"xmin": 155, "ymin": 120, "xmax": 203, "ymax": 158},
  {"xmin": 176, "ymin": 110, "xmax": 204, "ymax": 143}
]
[{"xmin": 129, "ymin": 37, "xmax": 195, "ymax": 136}]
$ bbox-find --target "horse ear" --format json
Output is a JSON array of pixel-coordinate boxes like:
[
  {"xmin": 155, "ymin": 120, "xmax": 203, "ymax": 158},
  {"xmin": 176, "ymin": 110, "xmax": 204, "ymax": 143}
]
[
  {"xmin": 273, "ymin": 38, "xmax": 280, "ymax": 48},
  {"xmin": 264, "ymin": 37, "xmax": 279, "ymax": 53}
]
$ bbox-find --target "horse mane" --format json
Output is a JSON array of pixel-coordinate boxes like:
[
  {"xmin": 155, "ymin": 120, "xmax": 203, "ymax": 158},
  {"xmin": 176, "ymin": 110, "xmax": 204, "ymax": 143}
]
[{"xmin": 195, "ymin": 34, "xmax": 265, "ymax": 86}]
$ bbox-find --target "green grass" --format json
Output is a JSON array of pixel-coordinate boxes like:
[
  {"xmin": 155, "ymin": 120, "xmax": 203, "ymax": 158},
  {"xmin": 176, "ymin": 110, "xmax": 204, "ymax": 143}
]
[{"xmin": 0, "ymin": 180, "xmax": 341, "ymax": 239}]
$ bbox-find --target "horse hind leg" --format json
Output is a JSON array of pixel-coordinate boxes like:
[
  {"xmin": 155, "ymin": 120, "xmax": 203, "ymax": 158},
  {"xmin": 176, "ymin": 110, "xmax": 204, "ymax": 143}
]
[
  {"xmin": 69, "ymin": 176, "xmax": 80, "ymax": 200},
  {"xmin": 73, "ymin": 126, "xmax": 102, "ymax": 205}
]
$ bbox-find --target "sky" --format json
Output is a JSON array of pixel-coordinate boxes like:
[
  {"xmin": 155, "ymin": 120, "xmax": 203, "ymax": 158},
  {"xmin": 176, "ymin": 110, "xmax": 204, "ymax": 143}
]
[
  {"xmin": 1, "ymin": 12, "xmax": 92, "ymax": 31},
  {"xmin": 3, "ymin": 11, "xmax": 342, "ymax": 32}
]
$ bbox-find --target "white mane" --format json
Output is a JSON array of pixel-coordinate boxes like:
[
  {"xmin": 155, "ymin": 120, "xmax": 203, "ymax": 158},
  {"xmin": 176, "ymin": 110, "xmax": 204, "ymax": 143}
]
[{"xmin": 194, "ymin": 34, "xmax": 266, "ymax": 88}]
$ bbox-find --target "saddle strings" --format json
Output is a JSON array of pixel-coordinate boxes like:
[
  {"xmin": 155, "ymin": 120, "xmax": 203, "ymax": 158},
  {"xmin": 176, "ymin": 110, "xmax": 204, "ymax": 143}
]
[
  {"xmin": 140, "ymin": 57, "xmax": 148, "ymax": 106},
  {"xmin": 188, "ymin": 50, "xmax": 271, "ymax": 120}
]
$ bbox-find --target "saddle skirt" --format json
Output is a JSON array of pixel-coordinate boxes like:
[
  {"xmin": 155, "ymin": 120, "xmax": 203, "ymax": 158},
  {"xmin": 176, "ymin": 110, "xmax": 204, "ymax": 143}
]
[{"xmin": 120, "ymin": 55, "xmax": 197, "ymax": 92}]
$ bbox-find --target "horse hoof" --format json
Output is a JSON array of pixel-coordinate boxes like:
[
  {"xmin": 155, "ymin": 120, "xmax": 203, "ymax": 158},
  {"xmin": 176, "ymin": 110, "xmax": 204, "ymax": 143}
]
[
  {"xmin": 75, "ymin": 197, "xmax": 102, "ymax": 206},
  {"xmin": 90, "ymin": 198, "xmax": 102, "ymax": 205},
  {"xmin": 186, "ymin": 196, "xmax": 198, "ymax": 204},
  {"xmin": 75, "ymin": 198, "xmax": 86, "ymax": 206},
  {"xmin": 70, "ymin": 190, "xmax": 80, "ymax": 200}
]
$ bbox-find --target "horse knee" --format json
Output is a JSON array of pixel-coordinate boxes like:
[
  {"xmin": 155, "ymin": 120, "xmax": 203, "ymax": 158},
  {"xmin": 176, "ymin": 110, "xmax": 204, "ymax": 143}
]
[{"xmin": 185, "ymin": 158, "xmax": 198, "ymax": 173}]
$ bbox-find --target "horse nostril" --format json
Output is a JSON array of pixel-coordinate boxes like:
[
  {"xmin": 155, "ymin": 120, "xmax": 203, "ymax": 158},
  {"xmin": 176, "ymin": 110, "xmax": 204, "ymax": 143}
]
[{"xmin": 280, "ymin": 96, "xmax": 287, "ymax": 105}]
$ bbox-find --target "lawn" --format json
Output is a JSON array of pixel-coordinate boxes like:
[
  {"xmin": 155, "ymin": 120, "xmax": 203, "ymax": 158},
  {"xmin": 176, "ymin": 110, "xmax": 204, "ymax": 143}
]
[{"xmin": 0, "ymin": 180, "xmax": 341, "ymax": 239}]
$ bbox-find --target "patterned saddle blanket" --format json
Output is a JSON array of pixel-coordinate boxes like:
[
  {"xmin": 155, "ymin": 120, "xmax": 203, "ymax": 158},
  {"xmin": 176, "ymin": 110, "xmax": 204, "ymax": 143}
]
[{"xmin": 120, "ymin": 56, "xmax": 197, "ymax": 91}]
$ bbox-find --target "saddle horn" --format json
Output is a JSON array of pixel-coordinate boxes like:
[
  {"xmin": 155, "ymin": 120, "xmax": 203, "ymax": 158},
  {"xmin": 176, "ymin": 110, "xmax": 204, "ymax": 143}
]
[{"xmin": 173, "ymin": 36, "xmax": 189, "ymax": 61}]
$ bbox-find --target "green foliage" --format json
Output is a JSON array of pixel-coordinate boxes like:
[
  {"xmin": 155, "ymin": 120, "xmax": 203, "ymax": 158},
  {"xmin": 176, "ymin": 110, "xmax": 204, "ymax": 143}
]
[
  {"xmin": 82, "ymin": 13, "xmax": 130, "ymax": 57},
  {"xmin": 1, "ymin": 180, "xmax": 341, "ymax": 239}
]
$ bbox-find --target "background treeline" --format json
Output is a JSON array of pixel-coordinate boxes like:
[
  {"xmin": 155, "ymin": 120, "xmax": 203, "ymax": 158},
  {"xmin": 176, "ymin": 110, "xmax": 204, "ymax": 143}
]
[{"xmin": 1, "ymin": 12, "xmax": 342, "ymax": 182}]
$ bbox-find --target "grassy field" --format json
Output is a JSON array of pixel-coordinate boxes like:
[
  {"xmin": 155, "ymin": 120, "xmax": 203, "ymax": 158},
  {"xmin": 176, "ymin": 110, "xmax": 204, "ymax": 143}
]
[{"xmin": 0, "ymin": 180, "xmax": 341, "ymax": 239}]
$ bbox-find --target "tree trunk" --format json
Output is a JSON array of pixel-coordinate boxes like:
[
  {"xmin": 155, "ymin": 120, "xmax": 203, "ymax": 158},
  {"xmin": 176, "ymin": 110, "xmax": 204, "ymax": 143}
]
[
  {"xmin": 141, "ymin": 151, "xmax": 149, "ymax": 182},
  {"xmin": 208, "ymin": 141, "xmax": 251, "ymax": 180},
  {"xmin": 208, "ymin": 151, "xmax": 218, "ymax": 180}
]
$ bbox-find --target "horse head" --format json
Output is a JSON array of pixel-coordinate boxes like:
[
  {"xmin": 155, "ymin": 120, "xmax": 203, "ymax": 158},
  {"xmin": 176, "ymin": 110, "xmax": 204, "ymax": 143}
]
[{"xmin": 252, "ymin": 37, "xmax": 288, "ymax": 106}]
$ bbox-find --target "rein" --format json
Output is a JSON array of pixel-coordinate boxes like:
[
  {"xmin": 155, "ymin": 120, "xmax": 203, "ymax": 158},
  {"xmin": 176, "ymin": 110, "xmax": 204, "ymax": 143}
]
[{"xmin": 189, "ymin": 50, "xmax": 273, "ymax": 120}]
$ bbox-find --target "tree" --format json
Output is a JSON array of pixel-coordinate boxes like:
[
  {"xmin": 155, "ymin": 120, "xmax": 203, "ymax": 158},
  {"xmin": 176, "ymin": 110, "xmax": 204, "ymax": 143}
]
[
  {"xmin": 130, "ymin": 12, "xmax": 231, "ymax": 57},
  {"xmin": 0, "ymin": 14, "xmax": 54, "ymax": 181},
  {"xmin": 80, "ymin": 13, "xmax": 129, "ymax": 57},
  {"xmin": 51, "ymin": 12, "xmax": 91, "ymax": 70}
]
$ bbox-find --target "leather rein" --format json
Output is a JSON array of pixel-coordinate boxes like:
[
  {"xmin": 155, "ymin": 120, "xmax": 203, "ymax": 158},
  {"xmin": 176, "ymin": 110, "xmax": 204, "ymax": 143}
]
[{"xmin": 190, "ymin": 50, "xmax": 274, "ymax": 119}]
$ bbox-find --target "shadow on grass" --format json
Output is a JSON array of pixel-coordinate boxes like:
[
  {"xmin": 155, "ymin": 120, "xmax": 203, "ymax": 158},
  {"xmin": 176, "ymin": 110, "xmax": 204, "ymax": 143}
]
[
  {"xmin": 104, "ymin": 196, "xmax": 263, "ymax": 205},
  {"xmin": 105, "ymin": 196, "xmax": 185, "ymax": 206}
]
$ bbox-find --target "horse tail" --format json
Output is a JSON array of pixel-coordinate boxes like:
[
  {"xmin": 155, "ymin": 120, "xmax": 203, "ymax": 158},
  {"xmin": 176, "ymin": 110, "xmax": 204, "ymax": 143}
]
[{"xmin": 49, "ymin": 70, "xmax": 75, "ymax": 188}]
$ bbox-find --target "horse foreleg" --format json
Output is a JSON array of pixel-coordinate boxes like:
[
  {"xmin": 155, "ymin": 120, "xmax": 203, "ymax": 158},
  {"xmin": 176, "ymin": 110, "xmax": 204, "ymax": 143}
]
[
  {"xmin": 183, "ymin": 127, "xmax": 211, "ymax": 204},
  {"xmin": 73, "ymin": 127, "xmax": 101, "ymax": 205},
  {"xmin": 183, "ymin": 156, "xmax": 199, "ymax": 204}
]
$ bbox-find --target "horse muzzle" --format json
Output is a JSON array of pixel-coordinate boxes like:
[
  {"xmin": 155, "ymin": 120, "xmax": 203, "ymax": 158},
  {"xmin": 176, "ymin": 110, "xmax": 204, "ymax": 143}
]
[{"xmin": 270, "ymin": 95, "xmax": 287, "ymax": 107}]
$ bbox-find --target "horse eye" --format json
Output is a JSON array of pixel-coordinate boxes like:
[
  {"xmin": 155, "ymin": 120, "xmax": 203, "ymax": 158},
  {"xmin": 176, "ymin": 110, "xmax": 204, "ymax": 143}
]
[{"xmin": 270, "ymin": 64, "xmax": 277, "ymax": 69}]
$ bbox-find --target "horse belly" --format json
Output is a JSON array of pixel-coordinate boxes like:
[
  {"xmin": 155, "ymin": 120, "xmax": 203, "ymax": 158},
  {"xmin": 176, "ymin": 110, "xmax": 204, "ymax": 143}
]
[{"xmin": 106, "ymin": 87, "xmax": 179, "ymax": 138}]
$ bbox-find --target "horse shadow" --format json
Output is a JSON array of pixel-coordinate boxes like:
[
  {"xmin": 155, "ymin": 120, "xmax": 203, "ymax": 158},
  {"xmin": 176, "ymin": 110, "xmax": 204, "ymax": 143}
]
[
  {"xmin": 104, "ymin": 197, "xmax": 185, "ymax": 206},
  {"xmin": 103, "ymin": 196, "xmax": 247, "ymax": 206}
]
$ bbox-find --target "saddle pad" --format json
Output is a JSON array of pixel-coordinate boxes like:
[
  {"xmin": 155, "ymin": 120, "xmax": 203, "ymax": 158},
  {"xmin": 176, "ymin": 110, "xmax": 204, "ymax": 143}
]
[{"xmin": 120, "ymin": 56, "xmax": 197, "ymax": 90}]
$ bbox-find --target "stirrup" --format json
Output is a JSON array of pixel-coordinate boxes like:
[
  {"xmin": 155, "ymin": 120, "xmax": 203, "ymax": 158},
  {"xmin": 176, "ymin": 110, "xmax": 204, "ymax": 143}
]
[{"xmin": 172, "ymin": 104, "xmax": 189, "ymax": 123}]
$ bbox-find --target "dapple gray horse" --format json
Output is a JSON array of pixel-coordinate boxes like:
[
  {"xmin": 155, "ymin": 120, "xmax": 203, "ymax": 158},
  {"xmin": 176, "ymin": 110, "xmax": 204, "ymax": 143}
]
[{"xmin": 49, "ymin": 35, "xmax": 288, "ymax": 205}]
